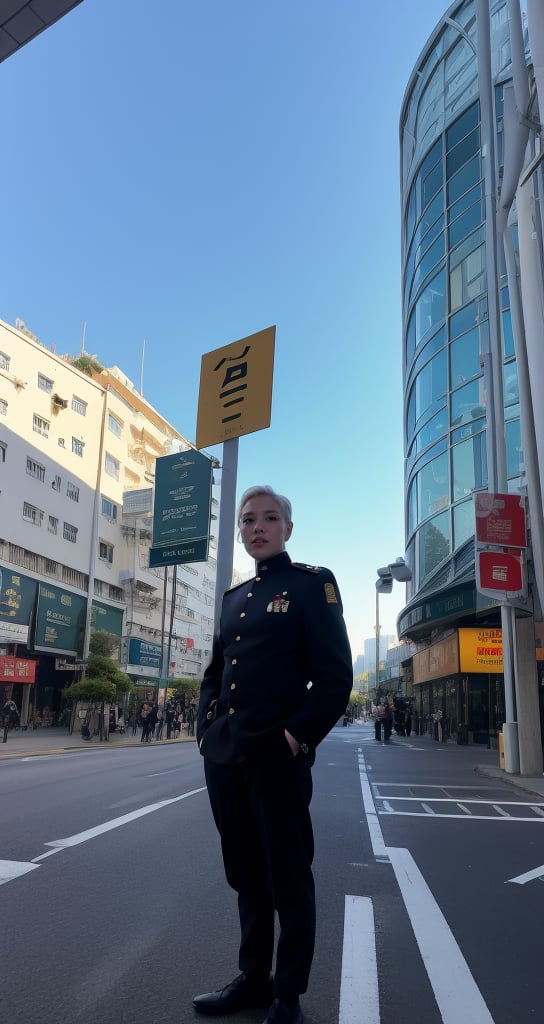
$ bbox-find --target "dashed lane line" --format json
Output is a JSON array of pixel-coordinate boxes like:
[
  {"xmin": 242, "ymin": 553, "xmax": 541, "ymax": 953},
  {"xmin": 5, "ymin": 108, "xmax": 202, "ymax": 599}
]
[{"xmin": 339, "ymin": 896, "xmax": 379, "ymax": 1024}]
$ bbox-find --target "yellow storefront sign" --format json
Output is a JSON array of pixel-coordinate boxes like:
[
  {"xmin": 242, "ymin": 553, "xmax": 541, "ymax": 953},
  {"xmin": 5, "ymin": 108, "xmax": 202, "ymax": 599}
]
[{"xmin": 458, "ymin": 628, "xmax": 503, "ymax": 673}]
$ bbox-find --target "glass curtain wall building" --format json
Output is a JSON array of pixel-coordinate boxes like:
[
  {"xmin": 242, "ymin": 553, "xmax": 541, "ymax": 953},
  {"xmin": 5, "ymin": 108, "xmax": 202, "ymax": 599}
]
[{"xmin": 398, "ymin": 0, "xmax": 543, "ymax": 745}]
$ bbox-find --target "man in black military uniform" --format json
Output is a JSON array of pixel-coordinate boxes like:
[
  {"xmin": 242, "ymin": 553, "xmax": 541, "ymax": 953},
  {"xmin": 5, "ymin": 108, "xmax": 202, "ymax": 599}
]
[{"xmin": 193, "ymin": 486, "xmax": 353, "ymax": 1024}]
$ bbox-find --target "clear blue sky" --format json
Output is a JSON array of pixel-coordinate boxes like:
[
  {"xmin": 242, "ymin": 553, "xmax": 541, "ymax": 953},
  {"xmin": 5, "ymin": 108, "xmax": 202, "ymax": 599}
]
[{"xmin": 0, "ymin": 0, "xmax": 450, "ymax": 658}]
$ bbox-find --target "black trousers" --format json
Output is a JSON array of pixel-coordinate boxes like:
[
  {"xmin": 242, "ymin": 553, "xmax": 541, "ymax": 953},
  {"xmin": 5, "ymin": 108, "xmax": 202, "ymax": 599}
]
[{"xmin": 204, "ymin": 743, "xmax": 315, "ymax": 1001}]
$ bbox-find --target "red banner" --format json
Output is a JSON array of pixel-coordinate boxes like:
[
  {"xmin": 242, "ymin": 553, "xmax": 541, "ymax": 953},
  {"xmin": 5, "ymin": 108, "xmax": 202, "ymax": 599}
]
[{"xmin": 0, "ymin": 657, "xmax": 37, "ymax": 683}]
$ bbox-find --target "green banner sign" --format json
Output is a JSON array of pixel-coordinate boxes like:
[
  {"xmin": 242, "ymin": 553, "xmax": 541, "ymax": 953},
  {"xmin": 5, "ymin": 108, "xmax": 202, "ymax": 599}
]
[
  {"xmin": 91, "ymin": 601, "xmax": 124, "ymax": 637},
  {"xmin": 149, "ymin": 537, "xmax": 209, "ymax": 568},
  {"xmin": 0, "ymin": 569, "xmax": 37, "ymax": 624},
  {"xmin": 151, "ymin": 449, "xmax": 212, "ymax": 565},
  {"xmin": 34, "ymin": 584, "xmax": 87, "ymax": 655}
]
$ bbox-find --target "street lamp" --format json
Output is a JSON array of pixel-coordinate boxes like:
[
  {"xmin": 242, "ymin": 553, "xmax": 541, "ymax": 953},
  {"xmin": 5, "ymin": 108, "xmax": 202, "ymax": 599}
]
[{"xmin": 374, "ymin": 558, "xmax": 412, "ymax": 697}]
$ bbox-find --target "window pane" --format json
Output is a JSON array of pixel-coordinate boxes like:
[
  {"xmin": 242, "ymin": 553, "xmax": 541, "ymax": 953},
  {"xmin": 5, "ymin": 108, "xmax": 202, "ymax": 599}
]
[
  {"xmin": 412, "ymin": 233, "xmax": 445, "ymax": 300},
  {"xmin": 451, "ymin": 378, "xmax": 486, "ymax": 426},
  {"xmin": 408, "ymin": 479, "xmax": 417, "ymax": 535},
  {"xmin": 414, "ymin": 268, "xmax": 446, "ymax": 347},
  {"xmin": 446, "ymin": 127, "xmax": 480, "ymax": 178},
  {"xmin": 448, "ymin": 199, "xmax": 484, "ymax": 248},
  {"xmin": 413, "ymin": 408, "xmax": 448, "ymax": 453},
  {"xmin": 450, "ymin": 327, "xmax": 480, "ymax": 387},
  {"xmin": 38, "ymin": 374, "xmax": 54, "ymax": 393},
  {"xmin": 506, "ymin": 418, "xmax": 523, "ymax": 479},
  {"xmin": 419, "ymin": 510, "xmax": 451, "ymax": 581},
  {"xmin": 108, "ymin": 413, "xmax": 122, "ymax": 437},
  {"xmin": 453, "ymin": 499, "xmax": 475, "ymax": 550},
  {"xmin": 414, "ymin": 348, "xmax": 447, "ymax": 424},
  {"xmin": 452, "ymin": 434, "xmax": 487, "ymax": 501},
  {"xmin": 422, "ymin": 158, "xmax": 443, "ymax": 208},
  {"xmin": 417, "ymin": 451, "xmax": 449, "ymax": 521},
  {"xmin": 447, "ymin": 154, "xmax": 480, "ymax": 204},
  {"xmin": 503, "ymin": 362, "xmax": 519, "ymax": 409},
  {"xmin": 502, "ymin": 310, "xmax": 515, "ymax": 358},
  {"xmin": 446, "ymin": 102, "xmax": 480, "ymax": 151}
]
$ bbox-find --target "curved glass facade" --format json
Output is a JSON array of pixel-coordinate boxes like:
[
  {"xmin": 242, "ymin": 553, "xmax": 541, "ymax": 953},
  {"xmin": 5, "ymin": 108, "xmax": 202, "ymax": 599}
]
[{"xmin": 400, "ymin": 0, "xmax": 526, "ymax": 614}]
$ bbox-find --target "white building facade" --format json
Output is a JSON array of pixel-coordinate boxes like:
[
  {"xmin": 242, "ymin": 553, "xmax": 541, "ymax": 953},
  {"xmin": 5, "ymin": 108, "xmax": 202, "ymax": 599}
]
[{"xmin": 0, "ymin": 319, "xmax": 218, "ymax": 724}]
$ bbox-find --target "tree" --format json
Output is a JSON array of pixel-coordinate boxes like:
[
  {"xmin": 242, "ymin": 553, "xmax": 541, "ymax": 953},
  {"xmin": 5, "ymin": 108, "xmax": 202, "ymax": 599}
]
[
  {"xmin": 70, "ymin": 353, "xmax": 103, "ymax": 376},
  {"xmin": 170, "ymin": 677, "xmax": 201, "ymax": 708},
  {"xmin": 62, "ymin": 631, "xmax": 131, "ymax": 704}
]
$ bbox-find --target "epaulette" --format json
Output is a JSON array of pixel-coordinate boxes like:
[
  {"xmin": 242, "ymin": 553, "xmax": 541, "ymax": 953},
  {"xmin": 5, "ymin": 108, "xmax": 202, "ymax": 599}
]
[{"xmin": 292, "ymin": 562, "xmax": 323, "ymax": 574}]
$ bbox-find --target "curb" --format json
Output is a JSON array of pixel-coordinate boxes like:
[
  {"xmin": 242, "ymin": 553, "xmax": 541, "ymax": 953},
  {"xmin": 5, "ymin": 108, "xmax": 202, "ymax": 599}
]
[{"xmin": 0, "ymin": 736, "xmax": 197, "ymax": 760}]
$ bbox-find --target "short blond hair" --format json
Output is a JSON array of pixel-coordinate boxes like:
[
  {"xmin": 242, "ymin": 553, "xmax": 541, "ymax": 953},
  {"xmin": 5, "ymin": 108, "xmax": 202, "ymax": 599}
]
[{"xmin": 237, "ymin": 485, "xmax": 292, "ymax": 526}]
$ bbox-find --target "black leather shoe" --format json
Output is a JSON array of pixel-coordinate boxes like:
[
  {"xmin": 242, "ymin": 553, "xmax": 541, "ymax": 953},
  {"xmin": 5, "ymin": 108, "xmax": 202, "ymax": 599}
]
[
  {"xmin": 192, "ymin": 972, "xmax": 274, "ymax": 1015},
  {"xmin": 261, "ymin": 998, "xmax": 303, "ymax": 1024}
]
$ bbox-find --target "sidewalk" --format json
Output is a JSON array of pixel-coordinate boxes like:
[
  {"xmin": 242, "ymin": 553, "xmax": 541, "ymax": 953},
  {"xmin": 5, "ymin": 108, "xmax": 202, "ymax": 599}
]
[
  {"xmin": 0, "ymin": 726, "xmax": 196, "ymax": 759},
  {"xmin": 363, "ymin": 722, "xmax": 544, "ymax": 801}
]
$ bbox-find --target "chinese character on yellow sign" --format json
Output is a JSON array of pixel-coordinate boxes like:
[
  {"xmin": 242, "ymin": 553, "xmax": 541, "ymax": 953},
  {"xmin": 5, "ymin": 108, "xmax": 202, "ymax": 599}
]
[
  {"xmin": 195, "ymin": 326, "xmax": 275, "ymax": 450},
  {"xmin": 458, "ymin": 628, "xmax": 504, "ymax": 673}
]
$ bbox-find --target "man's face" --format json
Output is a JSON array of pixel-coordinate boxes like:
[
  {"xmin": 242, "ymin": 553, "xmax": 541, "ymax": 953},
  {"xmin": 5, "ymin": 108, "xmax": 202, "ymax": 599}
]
[{"xmin": 239, "ymin": 494, "xmax": 293, "ymax": 560}]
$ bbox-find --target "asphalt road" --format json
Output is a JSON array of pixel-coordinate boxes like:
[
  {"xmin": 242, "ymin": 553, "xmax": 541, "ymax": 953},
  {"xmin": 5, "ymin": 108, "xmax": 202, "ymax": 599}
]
[{"xmin": 1, "ymin": 723, "xmax": 541, "ymax": 1023}]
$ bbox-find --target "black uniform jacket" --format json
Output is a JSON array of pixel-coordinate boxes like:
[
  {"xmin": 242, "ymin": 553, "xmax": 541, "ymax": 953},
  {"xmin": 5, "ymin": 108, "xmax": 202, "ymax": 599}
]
[{"xmin": 197, "ymin": 551, "xmax": 353, "ymax": 765}]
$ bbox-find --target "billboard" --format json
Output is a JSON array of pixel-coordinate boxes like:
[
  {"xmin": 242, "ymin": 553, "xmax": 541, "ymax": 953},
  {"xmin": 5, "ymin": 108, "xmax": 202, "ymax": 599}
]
[
  {"xmin": 33, "ymin": 584, "xmax": 86, "ymax": 656},
  {"xmin": 149, "ymin": 449, "xmax": 213, "ymax": 568}
]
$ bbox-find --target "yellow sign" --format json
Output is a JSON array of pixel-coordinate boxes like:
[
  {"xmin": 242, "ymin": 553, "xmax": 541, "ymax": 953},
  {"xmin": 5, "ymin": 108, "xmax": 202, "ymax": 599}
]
[
  {"xmin": 458, "ymin": 628, "xmax": 503, "ymax": 673},
  {"xmin": 196, "ymin": 326, "xmax": 275, "ymax": 449}
]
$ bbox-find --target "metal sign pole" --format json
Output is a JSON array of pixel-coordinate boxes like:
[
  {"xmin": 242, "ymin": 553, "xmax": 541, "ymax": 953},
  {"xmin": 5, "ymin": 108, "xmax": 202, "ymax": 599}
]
[{"xmin": 214, "ymin": 438, "xmax": 239, "ymax": 635}]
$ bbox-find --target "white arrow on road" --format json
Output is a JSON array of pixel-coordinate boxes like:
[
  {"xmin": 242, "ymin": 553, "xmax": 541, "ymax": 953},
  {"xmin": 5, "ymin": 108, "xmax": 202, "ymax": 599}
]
[
  {"xmin": 0, "ymin": 860, "xmax": 39, "ymax": 886},
  {"xmin": 507, "ymin": 862, "xmax": 544, "ymax": 884}
]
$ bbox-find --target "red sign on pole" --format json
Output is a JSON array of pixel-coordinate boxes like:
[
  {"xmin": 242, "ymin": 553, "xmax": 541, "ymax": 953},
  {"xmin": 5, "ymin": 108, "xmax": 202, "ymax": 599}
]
[
  {"xmin": 477, "ymin": 550, "xmax": 524, "ymax": 595},
  {"xmin": 475, "ymin": 492, "xmax": 527, "ymax": 548}
]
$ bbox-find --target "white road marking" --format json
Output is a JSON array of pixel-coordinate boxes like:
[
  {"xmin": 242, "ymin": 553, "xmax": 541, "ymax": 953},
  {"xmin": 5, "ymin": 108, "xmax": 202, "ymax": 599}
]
[
  {"xmin": 388, "ymin": 847, "xmax": 496, "ymax": 1024},
  {"xmin": 0, "ymin": 860, "xmax": 39, "ymax": 886},
  {"xmin": 457, "ymin": 804, "xmax": 472, "ymax": 815},
  {"xmin": 507, "ymin": 863, "xmax": 544, "ymax": 885},
  {"xmin": 531, "ymin": 806, "xmax": 544, "ymax": 817},
  {"xmin": 38, "ymin": 787, "xmax": 206, "ymax": 854},
  {"xmin": 372, "ymin": 783, "xmax": 500, "ymax": 790},
  {"xmin": 357, "ymin": 751, "xmax": 388, "ymax": 861},
  {"xmin": 492, "ymin": 805, "xmax": 511, "ymax": 817},
  {"xmin": 421, "ymin": 802, "xmax": 435, "ymax": 814},
  {"xmin": 378, "ymin": 810, "xmax": 544, "ymax": 821},
  {"xmin": 374, "ymin": 795, "xmax": 541, "ymax": 804},
  {"xmin": 339, "ymin": 896, "xmax": 379, "ymax": 1024}
]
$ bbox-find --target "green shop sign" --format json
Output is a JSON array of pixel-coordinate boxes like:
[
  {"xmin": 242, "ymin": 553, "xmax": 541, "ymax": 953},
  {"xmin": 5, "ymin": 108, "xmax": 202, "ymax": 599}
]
[
  {"xmin": 33, "ymin": 583, "xmax": 87, "ymax": 656},
  {"xmin": 398, "ymin": 581, "xmax": 476, "ymax": 638},
  {"xmin": 0, "ymin": 569, "xmax": 37, "ymax": 624},
  {"xmin": 150, "ymin": 449, "xmax": 212, "ymax": 567},
  {"xmin": 91, "ymin": 601, "xmax": 124, "ymax": 637}
]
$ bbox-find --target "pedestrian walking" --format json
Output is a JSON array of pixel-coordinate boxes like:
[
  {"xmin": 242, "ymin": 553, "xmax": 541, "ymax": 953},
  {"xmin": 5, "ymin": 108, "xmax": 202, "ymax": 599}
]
[
  {"xmin": 193, "ymin": 485, "xmax": 353, "ymax": 1024},
  {"xmin": 373, "ymin": 703, "xmax": 385, "ymax": 741},
  {"xmin": 2, "ymin": 699, "xmax": 19, "ymax": 742}
]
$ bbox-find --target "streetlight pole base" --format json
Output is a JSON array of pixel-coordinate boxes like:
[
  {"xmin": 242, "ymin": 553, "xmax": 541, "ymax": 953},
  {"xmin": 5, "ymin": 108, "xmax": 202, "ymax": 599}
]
[{"xmin": 502, "ymin": 720, "xmax": 520, "ymax": 774}]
